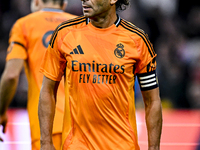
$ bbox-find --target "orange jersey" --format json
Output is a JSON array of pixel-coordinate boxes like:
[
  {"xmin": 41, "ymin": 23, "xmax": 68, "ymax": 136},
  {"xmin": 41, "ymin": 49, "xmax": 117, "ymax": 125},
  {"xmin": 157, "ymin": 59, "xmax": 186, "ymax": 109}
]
[
  {"xmin": 41, "ymin": 16, "xmax": 157, "ymax": 150},
  {"xmin": 6, "ymin": 8, "xmax": 77, "ymax": 143}
]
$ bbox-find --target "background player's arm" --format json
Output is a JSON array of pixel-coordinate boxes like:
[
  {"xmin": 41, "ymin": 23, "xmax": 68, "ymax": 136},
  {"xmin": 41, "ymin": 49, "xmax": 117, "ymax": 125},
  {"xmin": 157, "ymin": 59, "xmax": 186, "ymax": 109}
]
[
  {"xmin": 141, "ymin": 87, "xmax": 162, "ymax": 150},
  {"xmin": 0, "ymin": 59, "xmax": 24, "ymax": 141},
  {"xmin": 38, "ymin": 76, "xmax": 59, "ymax": 150}
]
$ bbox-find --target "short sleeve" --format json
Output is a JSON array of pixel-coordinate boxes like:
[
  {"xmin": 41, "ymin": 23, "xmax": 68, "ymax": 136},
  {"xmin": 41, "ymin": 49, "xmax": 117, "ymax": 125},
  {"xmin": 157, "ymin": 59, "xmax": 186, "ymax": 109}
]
[
  {"xmin": 135, "ymin": 34, "xmax": 159, "ymax": 91},
  {"xmin": 135, "ymin": 34, "xmax": 157, "ymax": 74},
  {"xmin": 40, "ymin": 29, "xmax": 67, "ymax": 81},
  {"xmin": 6, "ymin": 19, "xmax": 28, "ymax": 61}
]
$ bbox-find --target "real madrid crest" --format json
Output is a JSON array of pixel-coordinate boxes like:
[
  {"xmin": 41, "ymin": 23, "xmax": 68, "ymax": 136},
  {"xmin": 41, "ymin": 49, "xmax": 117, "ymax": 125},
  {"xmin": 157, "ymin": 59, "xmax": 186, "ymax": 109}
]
[{"xmin": 114, "ymin": 43, "xmax": 125, "ymax": 59}]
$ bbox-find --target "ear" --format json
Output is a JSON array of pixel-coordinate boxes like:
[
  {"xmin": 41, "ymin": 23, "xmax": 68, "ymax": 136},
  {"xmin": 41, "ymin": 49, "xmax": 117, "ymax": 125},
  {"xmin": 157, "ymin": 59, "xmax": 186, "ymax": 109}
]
[
  {"xmin": 34, "ymin": 0, "xmax": 39, "ymax": 6},
  {"xmin": 31, "ymin": 0, "xmax": 40, "ymax": 12},
  {"xmin": 110, "ymin": 0, "xmax": 118, "ymax": 5},
  {"xmin": 62, "ymin": 1, "xmax": 68, "ymax": 11}
]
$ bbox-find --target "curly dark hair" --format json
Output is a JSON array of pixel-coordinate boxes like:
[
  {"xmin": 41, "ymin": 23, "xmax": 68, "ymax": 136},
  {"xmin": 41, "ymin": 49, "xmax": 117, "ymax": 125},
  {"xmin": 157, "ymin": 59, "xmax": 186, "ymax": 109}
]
[{"xmin": 116, "ymin": 0, "xmax": 130, "ymax": 11}]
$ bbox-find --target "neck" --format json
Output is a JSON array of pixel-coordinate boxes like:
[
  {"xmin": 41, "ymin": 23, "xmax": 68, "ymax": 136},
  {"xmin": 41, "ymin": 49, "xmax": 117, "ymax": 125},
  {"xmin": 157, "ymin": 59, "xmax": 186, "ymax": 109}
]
[
  {"xmin": 90, "ymin": 8, "xmax": 117, "ymax": 29},
  {"xmin": 42, "ymin": 2, "xmax": 62, "ymax": 10}
]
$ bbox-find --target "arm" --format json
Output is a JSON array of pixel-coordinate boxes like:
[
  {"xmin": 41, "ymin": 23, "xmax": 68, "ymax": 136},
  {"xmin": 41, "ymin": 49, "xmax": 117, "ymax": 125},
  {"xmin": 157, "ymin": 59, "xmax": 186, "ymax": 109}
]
[
  {"xmin": 141, "ymin": 87, "xmax": 162, "ymax": 150},
  {"xmin": 0, "ymin": 59, "xmax": 24, "ymax": 141},
  {"xmin": 38, "ymin": 76, "xmax": 59, "ymax": 150}
]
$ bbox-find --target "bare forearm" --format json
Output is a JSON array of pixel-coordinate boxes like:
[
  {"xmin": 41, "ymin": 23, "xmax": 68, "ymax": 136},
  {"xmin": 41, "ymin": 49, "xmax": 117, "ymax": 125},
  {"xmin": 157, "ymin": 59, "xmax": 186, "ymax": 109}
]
[
  {"xmin": 38, "ymin": 77, "xmax": 59, "ymax": 150},
  {"xmin": 145, "ymin": 100, "xmax": 162, "ymax": 150},
  {"xmin": 0, "ymin": 59, "xmax": 24, "ymax": 115},
  {"xmin": 0, "ymin": 74, "xmax": 18, "ymax": 115},
  {"xmin": 38, "ymin": 90, "xmax": 56, "ymax": 143}
]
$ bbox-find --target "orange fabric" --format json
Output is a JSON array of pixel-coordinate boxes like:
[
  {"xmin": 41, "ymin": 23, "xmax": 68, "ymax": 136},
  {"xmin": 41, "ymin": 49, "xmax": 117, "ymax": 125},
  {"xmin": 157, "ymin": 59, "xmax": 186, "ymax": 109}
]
[
  {"xmin": 52, "ymin": 133, "xmax": 62, "ymax": 150},
  {"xmin": 6, "ymin": 9, "xmax": 77, "ymax": 144},
  {"xmin": 41, "ymin": 16, "xmax": 157, "ymax": 150},
  {"xmin": 32, "ymin": 133, "xmax": 62, "ymax": 150},
  {"xmin": 32, "ymin": 140, "xmax": 40, "ymax": 150}
]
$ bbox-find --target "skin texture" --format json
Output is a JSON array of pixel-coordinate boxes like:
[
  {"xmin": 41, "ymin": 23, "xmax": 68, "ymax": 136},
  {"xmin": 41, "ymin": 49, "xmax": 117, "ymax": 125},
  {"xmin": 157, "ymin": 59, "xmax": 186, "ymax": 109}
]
[
  {"xmin": 0, "ymin": 59, "xmax": 24, "ymax": 142},
  {"xmin": 142, "ymin": 88, "xmax": 162, "ymax": 150},
  {"xmin": 39, "ymin": 76, "xmax": 59, "ymax": 150},
  {"xmin": 31, "ymin": 0, "xmax": 67, "ymax": 12},
  {"xmin": 81, "ymin": 0, "xmax": 118, "ymax": 28}
]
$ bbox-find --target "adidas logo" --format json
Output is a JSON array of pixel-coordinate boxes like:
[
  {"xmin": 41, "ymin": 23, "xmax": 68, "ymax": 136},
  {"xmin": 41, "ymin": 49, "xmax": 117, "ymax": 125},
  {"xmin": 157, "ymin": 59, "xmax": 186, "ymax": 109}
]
[{"xmin": 70, "ymin": 45, "xmax": 84, "ymax": 54}]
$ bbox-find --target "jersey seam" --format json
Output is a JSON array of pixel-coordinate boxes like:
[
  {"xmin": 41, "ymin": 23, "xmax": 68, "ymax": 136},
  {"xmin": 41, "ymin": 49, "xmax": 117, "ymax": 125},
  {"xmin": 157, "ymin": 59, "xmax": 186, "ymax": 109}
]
[
  {"xmin": 137, "ymin": 54, "xmax": 157, "ymax": 74},
  {"xmin": 119, "ymin": 20, "xmax": 155, "ymax": 57},
  {"xmin": 50, "ymin": 16, "xmax": 86, "ymax": 48}
]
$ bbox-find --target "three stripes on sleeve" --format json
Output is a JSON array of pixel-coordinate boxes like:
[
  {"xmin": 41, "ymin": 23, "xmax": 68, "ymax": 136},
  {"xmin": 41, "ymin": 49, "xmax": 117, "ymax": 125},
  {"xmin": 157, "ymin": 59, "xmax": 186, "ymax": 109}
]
[{"xmin": 137, "ymin": 70, "xmax": 158, "ymax": 91}]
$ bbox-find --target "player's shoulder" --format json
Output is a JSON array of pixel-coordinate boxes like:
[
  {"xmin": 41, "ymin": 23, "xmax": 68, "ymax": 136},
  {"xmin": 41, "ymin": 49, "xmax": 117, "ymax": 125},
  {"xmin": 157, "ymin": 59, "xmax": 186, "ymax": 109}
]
[
  {"xmin": 49, "ymin": 16, "xmax": 87, "ymax": 47},
  {"xmin": 119, "ymin": 18, "xmax": 149, "ymax": 40},
  {"xmin": 55, "ymin": 15, "xmax": 87, "ymax": 32},
  {"xmin": 62, "ymin": 12, "xmax": 78, "ymax": 19},
  {"xmin": 15, "ymin": 11, "xmax": 41, "ymax": 24},
  {"xmin": 10, "ymin": 12, "xmax": 35, "ymax": 29}
]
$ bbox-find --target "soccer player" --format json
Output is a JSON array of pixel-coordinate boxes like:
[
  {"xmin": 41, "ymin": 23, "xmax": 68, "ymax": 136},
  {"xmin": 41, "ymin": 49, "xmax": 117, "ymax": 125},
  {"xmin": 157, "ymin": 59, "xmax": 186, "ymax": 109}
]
[
  {"xmin": 39, "ymin": 0, "xmax": 163, "ymax": 150},
  {"xmin": 0, "ymin": 0, "xmax": 76, "ymax": 149}
]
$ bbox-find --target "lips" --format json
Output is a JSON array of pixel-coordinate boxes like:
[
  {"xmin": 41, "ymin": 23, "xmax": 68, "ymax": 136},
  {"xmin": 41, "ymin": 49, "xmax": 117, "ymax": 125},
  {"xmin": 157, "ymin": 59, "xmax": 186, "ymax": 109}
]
[
  {"xmin": 83, "ymin": 5, "xmax": 90, "ymax": 8},
  {"xmin": 82, "ymin": 5, "xmax": 92, "ymax": 10}
]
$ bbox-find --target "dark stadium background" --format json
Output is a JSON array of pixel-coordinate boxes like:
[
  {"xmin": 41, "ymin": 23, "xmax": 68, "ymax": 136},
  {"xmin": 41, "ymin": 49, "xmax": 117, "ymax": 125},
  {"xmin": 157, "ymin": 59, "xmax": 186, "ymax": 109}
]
[
  {"xmin": 0, "ymin": 0, "xmax": 199, "ymax": 150},
  {"xmin": 1, "ymin": 0, "xmax": 200, "ymax": 109}
]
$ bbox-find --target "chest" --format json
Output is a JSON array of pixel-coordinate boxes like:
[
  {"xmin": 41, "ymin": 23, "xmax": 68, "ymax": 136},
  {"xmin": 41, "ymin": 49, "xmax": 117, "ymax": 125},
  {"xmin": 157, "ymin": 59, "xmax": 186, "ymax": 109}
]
[{"xmin": 62, "ymin": 31, "xmax": 139, "ymax": 74}]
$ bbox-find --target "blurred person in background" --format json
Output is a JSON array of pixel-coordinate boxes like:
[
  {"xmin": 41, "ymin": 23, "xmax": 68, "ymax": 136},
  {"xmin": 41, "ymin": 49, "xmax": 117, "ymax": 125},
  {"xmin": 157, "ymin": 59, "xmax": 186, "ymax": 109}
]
[
  {"xmin": 181, "ymin": 6, "xmax": 200, "ymax": 109},
  {"xmin": 38, "ymin": 0, "xmax": 162, "ymax": 150},
  {"xmin": 134, "ymin": 0, "xmax": 196, "ymax": 109},
  {"xmin": 0, "ymin": 0, "xmax": 76, "ymax": 149}
]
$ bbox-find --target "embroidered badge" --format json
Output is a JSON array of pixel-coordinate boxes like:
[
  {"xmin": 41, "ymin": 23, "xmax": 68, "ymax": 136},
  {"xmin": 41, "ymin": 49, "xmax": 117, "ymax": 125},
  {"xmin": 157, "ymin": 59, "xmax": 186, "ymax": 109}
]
[{"xmin": 114, "ymin": 43, "xmax": 125, "ymax": 59}]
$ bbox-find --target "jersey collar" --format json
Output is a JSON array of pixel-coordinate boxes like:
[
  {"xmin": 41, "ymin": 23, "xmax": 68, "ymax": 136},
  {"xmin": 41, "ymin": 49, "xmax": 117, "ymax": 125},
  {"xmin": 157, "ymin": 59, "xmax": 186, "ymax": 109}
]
[
  {"xmin": 114, "ymin": 14, "xmax": 121, "ymax": 27},
  {"xmin": 41, "ymin": 8, "xmax": 64, "ymax": 13},
  {"xmin": 86, "ymin": 14, "xmax": 121, "ymax": 27}
]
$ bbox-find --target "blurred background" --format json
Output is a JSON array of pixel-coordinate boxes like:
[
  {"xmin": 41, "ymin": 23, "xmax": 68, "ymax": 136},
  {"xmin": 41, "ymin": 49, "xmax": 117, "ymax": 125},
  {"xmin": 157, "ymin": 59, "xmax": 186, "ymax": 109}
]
[
  {"xmin": 1, "ymin": 0, "xmax": 200, "ymax": 109},
  {"xmin": 0, "ymin": 0, "xmax": 200, "ymax": 150}
]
